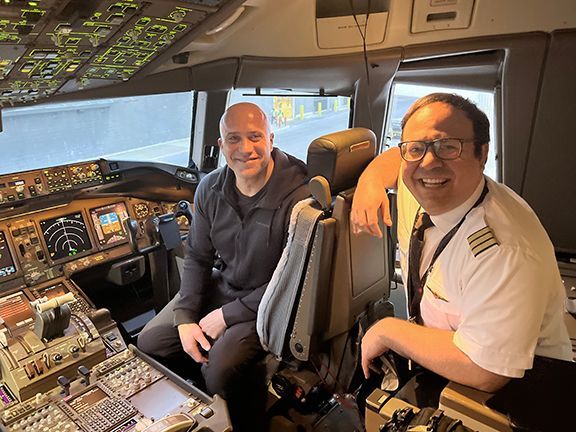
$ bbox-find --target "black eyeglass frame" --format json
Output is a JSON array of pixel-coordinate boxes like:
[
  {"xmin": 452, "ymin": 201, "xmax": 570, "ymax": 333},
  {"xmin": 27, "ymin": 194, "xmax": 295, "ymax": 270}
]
[{"xmin": 398, "ymin": 138, "xmax": 474, "ymax": 162}]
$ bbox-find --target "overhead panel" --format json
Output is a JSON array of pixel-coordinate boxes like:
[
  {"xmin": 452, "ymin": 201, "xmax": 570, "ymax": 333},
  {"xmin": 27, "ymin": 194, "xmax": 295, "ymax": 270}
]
[
  {"xmin": 315, "ymin": 0, "xmax": 390, "ymax": 49},
  {"xmin": 0, "ymin": 0, "xmax": 233, "ymax": 105},
  {"xmin": 411, "ymin": 0, "xmax": 475, "ymax": 33}
]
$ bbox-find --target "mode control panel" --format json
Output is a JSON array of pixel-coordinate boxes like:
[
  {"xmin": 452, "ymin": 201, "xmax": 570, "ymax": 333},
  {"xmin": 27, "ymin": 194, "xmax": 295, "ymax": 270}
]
[{"xmin": 43, "ymin": 163, "xmax": 103, "ymax": 193}]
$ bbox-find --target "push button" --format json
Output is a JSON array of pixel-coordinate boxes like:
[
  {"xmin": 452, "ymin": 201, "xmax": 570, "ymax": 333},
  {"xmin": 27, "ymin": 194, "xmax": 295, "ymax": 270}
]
[{"xmin": 200, "ymin": 407, "xmax": 214, "ymax": 418}]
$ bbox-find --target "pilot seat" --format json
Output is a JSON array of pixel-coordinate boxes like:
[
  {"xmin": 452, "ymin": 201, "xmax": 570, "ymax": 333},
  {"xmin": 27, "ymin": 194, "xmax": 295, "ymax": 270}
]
[{"xmin": 257, "ymin": 127, "xmax": 395, "ymax": 429}]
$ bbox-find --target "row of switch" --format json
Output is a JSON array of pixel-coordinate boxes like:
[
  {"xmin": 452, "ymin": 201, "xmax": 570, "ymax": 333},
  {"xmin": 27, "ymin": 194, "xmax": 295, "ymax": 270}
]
[
  {"xmin": 0, "ymin": 177, "xmax": 43, "ymax": 203},
  {"xmin": 22, "ymin": 336, "xmax": 87, "ymax": 381},
  {"xmin": 0, "ymin": 186, "xmax": 42, "ymax": 203}
]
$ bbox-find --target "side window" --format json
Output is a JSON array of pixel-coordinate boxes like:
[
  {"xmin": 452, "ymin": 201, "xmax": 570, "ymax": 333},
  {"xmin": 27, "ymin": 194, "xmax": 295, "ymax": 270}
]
[
  {"xmin": 385, "ymin": 83, "xmax": 497, "ymax": 180},
  {"xmin": 227, "ymin": 89, "xmax": 351, "ymax": 162}
]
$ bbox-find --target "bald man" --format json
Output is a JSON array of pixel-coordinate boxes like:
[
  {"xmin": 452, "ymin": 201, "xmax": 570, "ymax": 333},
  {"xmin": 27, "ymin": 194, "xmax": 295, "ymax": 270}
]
[{"xmin": 138, "ymin": 103, "xmax": 309, "ymax": 431}]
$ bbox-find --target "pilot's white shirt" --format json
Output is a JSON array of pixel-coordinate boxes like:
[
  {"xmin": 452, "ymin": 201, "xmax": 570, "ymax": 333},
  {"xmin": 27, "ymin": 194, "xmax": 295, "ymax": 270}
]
[{"xmin": 397, "ymin": 174, "xmax": 572, "ymax": 378}]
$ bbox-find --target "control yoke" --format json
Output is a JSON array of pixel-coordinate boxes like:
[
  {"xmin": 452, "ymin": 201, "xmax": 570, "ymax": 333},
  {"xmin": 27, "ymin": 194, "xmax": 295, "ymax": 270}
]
[
  {"xmin": 124, "ymin": 200, "xmax": 192, "ymax": 254},
  {"xmin": 173, "ymin": 200, "xmax": 193, "ymax": 223}
]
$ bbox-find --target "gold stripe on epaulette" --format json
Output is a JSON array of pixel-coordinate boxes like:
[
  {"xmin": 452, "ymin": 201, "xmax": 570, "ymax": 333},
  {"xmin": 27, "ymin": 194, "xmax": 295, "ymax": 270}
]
[
  {"xmin": 468, "ymin": 227, "xmax": 499, "ymax": 257},
  {"xmin": 467, "ymin": 226, "xmax": 492, "ymax": 243}
]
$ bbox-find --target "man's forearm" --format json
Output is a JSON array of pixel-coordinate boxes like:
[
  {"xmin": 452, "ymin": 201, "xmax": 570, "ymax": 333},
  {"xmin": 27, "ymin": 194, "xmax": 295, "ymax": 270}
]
[
  {"xmin": 358, "ymin": 147, "xmax": 401, "ymax": 190},
  {"xmin": 374, "ymin": 318, "xmax": 509, "ymax": 392},
  {"xmin": 173, "ymin": 246, "xmax": 214, "ymax": 326},
  {"xmin": 351, "ymin": 147, "xmax": 402, "ymax": 234}
]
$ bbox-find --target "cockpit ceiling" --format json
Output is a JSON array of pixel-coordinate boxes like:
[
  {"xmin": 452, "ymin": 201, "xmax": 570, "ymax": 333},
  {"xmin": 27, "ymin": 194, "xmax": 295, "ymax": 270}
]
[{"xmin": 0, "ymin": 0, "xmax": 238, "ymax": 105}]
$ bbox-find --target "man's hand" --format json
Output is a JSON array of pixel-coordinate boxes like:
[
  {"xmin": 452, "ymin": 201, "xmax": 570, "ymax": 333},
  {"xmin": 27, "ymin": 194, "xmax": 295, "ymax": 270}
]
[
  {"xmin": 351, "ymin": 180, "xmax": 392, "ymax": 238},
  {"xmin": 351, "ymin": 147, "xmax": 401, "ymax": 237},
  {"xmin": 177, "ymin": 323, "xmax": 211, "ymax": 363},
  {"xmin": 361, "ymin": 320, "xmax": 391, "ymax": 379},
  {"xmin": 199, "ymin": 308, "xmax": 227, "ymax": 340}
]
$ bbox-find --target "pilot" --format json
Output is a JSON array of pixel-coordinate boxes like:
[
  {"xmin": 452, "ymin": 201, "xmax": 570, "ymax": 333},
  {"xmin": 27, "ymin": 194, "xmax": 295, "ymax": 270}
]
[
  {"xmin": 351, "ymin": 93, "xmax": 572, "ymax": 402},
  {"xmin": 137, "ymin": 102, "xmax": 309, "ymax": 431}
]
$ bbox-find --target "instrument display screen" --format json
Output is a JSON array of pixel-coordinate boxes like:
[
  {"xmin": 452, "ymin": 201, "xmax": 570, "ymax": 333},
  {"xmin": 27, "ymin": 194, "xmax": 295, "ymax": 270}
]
[
  {"xmin": 67, "ymin": 386, "xmax": 108, "ymax": 413},
  {"xmin": 89, "ymin": 202, "xmax": 128, "ymax": 247},
  {"xmin": 35, "ymin": 283, "xmax": 68, "ymax": 300},
  {"xmin": 39, "ymin": 212, "xmax": 92, "ymax": 262},
  {"xmin": 0, "ymin": 231, "xmax": 16, "ymax": 279},
  {"xmin": 0, "ymin": 292, "xmax": 33, "ymax": 330}
]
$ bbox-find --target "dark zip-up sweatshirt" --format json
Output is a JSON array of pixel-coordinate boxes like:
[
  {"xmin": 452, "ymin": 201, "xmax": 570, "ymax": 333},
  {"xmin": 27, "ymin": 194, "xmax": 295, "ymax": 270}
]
[{"xmin": 173, "ymin": 148, "xmax": 309, "ymax": 327}]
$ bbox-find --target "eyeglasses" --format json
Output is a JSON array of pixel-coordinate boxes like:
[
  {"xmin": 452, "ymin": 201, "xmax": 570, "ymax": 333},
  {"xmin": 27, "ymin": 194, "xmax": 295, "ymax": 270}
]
[{"xmin": 398, "ymin": 138, "xmax": 469, "ymax": 162}]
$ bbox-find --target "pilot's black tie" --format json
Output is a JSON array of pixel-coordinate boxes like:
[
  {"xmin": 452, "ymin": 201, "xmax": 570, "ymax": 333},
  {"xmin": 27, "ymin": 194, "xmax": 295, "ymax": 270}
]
[{"xmin": 408, "ymin": 212, "xmax": 434, "ymax": 322}]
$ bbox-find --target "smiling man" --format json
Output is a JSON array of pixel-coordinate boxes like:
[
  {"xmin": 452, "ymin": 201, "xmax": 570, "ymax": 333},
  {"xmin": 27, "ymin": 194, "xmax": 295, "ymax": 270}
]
[
  {"xmin": 351, "ymin": 93, "xmax": 571, "ymax": 402},
  {"xmin": 138, "ymin": 102, "xmax": 309, "ymax": 431}
]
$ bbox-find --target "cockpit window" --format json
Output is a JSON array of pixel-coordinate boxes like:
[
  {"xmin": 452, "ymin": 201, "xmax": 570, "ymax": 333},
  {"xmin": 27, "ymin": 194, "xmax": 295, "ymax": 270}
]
[
  {"xmin": 0, "ymin": 91, "xmax": 194, "ymax": 175},
  {"xmin": 385, "ymin": 83, "xmax": 497, "ymax": 179},
  {"xmin": 227, "ymin": 89, "xmax": 351, "ymax": 163}
]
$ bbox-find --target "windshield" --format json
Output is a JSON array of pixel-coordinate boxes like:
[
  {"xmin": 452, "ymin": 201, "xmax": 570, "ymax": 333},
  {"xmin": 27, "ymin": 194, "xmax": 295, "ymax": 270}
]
[
  {"xmin": 228, "ymin": 89, "xmax": 351, "ymax": 162},
  {"xmin": 0, "ymin": 92, "xmax": 194, "ymax": 175}
]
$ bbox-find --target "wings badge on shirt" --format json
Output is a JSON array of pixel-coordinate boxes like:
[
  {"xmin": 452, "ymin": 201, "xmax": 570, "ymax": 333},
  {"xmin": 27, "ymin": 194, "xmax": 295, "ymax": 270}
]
[
  {"xmin": 467, "ymin": 226, "xmax": 499, "ymax": 257},
  {"xmin": 425, "ymin": 285, "xmax": 449, "ymax": 302}
]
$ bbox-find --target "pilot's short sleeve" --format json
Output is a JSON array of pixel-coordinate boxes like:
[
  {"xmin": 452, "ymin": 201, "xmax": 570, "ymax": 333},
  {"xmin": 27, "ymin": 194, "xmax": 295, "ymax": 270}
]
[{"xmin": 453, "ymin": 244, "xmax": 549, "ymax": 378}]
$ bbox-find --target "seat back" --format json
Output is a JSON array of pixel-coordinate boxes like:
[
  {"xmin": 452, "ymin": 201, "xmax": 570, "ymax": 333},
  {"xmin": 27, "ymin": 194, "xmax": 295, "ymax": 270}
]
[
  {"xmin": 303, "ymin": 128, "xmax": 392, "ymax": 344},
  {"xmin": 258, "ymin": 128, "xmax": 393, "ymax": 368}
]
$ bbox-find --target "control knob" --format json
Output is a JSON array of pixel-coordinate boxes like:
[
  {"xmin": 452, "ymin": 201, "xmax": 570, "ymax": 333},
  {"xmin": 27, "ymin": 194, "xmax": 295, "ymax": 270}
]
[{"xmin": 35, "ymin": 392, "xmax": 48, "ymax": 406}]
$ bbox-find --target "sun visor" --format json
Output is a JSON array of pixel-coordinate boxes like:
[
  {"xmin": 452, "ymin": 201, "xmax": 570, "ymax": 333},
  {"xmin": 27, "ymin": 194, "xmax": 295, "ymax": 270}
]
[
  {"xmin": 411, "ymin": 0, "xmax": 475, "ymax": 33},
  {"xmin": 315, "ymin": 0, "xmax": 389, "ymax": 49}
]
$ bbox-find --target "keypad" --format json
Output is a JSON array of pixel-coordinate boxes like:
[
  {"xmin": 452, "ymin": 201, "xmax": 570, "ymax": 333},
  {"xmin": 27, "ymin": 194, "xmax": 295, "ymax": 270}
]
[{"xmin": 77, "ymin": 398, "xmax": 136, "ymax": 432}]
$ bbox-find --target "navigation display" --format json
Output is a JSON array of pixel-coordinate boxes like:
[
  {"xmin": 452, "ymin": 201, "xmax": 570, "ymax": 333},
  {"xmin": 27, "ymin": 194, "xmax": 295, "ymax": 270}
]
[
  {"xmin": 39, "ymin": 212, "xmax": 92, "ymax": 262},
  {"xmin": 0, "ymin": 292, "xmax": 33, "ymax": 330},
  {"xmin": 0, "ymin": 231, "xmax": 16, "ymax": 279},
  {"xmin": 89, "ymin": 202, "xmax": 128, "ymax": 247}
]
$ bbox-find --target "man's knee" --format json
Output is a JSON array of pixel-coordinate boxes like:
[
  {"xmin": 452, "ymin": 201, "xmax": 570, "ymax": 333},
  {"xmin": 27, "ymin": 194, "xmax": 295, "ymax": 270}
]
[
  {"xmin": 203, "ymin": 357, "xmax": 266, "ymax": 397},
  {"xmin": 137, "ymin": 324, "xmax": 161, "ymax": 354},
  {"xmin": 203, "ymin": 361, "xmax": 236, "ymax": 396},
  {"xmin": 137, "ymin": 321, "xmax": 181, "ymax": 358},
  {"xmin": 202, "ymin": 336, "xmax": 265, "ymax": 395}
]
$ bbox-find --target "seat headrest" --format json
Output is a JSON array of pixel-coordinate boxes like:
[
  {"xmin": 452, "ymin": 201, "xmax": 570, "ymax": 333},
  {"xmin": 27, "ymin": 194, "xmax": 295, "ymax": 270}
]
[{"xmin": 306, "ymin": 128, "xmax": 376, "ymax": 194}]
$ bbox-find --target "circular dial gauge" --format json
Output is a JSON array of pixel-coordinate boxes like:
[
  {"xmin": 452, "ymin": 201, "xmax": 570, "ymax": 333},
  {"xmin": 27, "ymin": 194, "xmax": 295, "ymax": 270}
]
[{"xmin": 40, "ymin": 212, "xmax": 92, "ymax": 262}]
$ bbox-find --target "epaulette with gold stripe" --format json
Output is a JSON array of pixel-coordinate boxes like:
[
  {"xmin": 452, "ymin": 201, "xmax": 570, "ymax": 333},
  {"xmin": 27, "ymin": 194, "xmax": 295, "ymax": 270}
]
[{"xmin": 467, "ymin": 226, "xmax": 499, "ymax": 257}]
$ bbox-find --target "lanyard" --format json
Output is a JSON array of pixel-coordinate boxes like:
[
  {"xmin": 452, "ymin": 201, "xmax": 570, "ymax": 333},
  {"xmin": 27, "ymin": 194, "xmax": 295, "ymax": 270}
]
[{"xmin": 408, "ymin": 181, "xmax": 489, "ymax": 321}]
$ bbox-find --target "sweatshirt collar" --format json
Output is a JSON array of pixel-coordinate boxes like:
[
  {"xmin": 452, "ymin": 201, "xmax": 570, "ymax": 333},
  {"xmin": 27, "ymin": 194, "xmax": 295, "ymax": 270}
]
[{"xmin": 212, "ymin": 148, "xmax": 306, "ymax": 209}]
